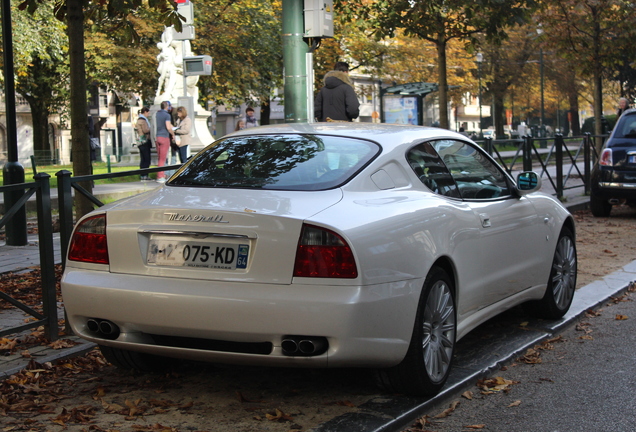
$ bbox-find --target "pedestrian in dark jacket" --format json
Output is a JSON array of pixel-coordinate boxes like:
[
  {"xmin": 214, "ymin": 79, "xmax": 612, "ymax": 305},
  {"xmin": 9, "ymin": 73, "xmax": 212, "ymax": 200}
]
[{"xmin": 314, "ymin": 62, "xmax": 360, "ymax": 122}]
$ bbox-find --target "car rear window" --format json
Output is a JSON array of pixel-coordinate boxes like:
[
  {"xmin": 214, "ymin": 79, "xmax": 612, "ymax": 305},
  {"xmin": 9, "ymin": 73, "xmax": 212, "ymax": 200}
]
[
  {"xmin": 613, "ymin": 113, "xmax": 636, "ymax": 139},
  {"xmin": 168, "ymin": 134, "xmax": 380, "ymax": 190}
]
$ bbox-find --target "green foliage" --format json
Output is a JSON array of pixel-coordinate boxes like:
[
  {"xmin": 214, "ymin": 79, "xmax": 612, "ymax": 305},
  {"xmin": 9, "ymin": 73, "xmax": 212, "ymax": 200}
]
[
  {"xmin": 193, "ymin": 0, "xmax": 283, "ymax": 108},
  {"xmin": 5, "ymin": 1, "xmax": 70, "ymax": 151}
]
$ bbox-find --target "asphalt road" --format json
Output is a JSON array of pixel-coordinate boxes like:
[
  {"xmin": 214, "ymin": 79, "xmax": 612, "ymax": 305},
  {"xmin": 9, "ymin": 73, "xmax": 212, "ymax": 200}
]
[{"xmin": 405, "ymin": 285, "xmax": 636, "ymax": 432}]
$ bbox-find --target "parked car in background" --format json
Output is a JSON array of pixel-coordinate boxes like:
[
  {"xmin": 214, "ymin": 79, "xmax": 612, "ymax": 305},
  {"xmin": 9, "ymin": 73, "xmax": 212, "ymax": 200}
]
[
  {"xmin": 62, "ymin": 123, "xmax": 577, "ymax": 397},
  {"xmin": 590, "ymin": 108, "xmax": 636, "ymax": 216},
  {"xmin": 482, "ymin": 129, "xmax": 495, "ymax": 139}
]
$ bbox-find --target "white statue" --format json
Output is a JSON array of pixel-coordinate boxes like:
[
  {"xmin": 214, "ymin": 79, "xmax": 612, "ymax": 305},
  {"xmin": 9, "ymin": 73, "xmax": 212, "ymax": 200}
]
[
  {"xmin": 155, "ymin": 27, "xmax": 200, "ymax": 104},
  {"xmin": 153, "ymin": 26, "xmax": 214, "ymax": 148},
  {"xmin": 155, "ymin": 29, "xmax": 179, "ymax": 102},
  {"xmin": 172, "ymin": 39, "xmax": 200, "ymax": 102}
]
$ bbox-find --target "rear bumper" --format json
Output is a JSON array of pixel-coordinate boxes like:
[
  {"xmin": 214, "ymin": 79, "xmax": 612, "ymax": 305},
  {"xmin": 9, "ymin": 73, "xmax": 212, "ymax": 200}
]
[
  {"xmin": 62, "ymin": 268, "xmax": 422, "ymax": 368},
  {"xmin": 592, "ymin": 182, "xmax": 636, "ymax": 201}
]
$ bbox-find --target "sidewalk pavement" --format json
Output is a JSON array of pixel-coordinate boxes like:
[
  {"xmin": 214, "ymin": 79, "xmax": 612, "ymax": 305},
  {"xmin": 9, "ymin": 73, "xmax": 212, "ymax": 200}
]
[{"xmin": 0, "ymin": 164, "xmax": 611, "ymax": 431}]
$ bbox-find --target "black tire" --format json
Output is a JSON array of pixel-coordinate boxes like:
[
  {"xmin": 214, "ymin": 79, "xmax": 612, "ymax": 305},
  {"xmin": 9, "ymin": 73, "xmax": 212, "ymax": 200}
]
[
  {"xmin": 376, "ymin": 266, "xmax": 456, "ymax": 397},
  {"xmin": 590, "ymin": 194, "xmax": 612, "ymax": 217},
  {"xmin": 527, "ymin": 226, "xmax": 577, "ymax": 319},
  {"xmin": 99, "ymin": 345, "xmax": 178, "ymax": 372}
]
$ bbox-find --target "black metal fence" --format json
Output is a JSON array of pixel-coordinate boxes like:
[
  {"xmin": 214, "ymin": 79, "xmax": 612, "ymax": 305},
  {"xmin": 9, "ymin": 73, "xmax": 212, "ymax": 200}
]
[
  {"xmin": 478, "ymin": 132, "xmax": 605, "ymax": 202},
  {"xmin": 0, "ymin": 174, "xmax": 58, "ymax": 341}
]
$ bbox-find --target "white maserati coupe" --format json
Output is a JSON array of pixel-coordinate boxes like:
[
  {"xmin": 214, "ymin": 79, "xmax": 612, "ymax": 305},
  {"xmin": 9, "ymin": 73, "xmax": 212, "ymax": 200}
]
[{"xmin": 61, "ymin": 123, "xmax": 577, "ymax": 397}]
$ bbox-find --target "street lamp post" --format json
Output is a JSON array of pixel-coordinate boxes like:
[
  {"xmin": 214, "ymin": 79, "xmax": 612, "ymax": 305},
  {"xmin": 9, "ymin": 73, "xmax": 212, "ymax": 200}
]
[
  {"xmin": 540, "ymin": 48, "xmax": 545, "ymax": 137},
  {"xmin": 476, "ymin": 52, "xmax": 483, "ymax": 138},
  {"xmin": 536, "ymin": 26, "xmax": 545, "ymax": 138}
]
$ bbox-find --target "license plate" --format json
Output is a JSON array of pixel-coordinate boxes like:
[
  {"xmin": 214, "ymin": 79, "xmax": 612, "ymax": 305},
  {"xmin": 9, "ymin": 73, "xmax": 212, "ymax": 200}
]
[
  {"xmin": 629, "ymin": 155, "xmax": 636, "ymax": 164},
  {"xmin": 147, "ymin": 239, "xmax": 249, "ymax": 270}
]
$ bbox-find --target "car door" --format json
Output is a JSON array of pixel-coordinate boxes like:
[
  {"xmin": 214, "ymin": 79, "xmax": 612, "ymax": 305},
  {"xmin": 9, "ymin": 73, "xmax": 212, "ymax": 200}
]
[{"xmin": 408, "ymin": 140, "xmax": 545, "ymax": 317}]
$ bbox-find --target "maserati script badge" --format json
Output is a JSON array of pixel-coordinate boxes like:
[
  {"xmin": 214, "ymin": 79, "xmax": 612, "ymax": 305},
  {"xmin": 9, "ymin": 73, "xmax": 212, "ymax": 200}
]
[{"xmin": 164, "ymin": 213, "xmax": 228, "ymax": 223}]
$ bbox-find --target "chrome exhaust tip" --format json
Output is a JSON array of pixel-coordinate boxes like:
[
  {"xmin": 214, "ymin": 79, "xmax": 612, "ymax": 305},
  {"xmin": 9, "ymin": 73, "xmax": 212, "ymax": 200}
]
[
  {"xmin": 281, "ymin": 336, "xmax": 328, "ymax": 356},
  {"xmin": 85, "ymin": 318, "xmax": 120, "ymax": 340},
  {"xmin": 281, "ymin": 339, "xmax": 299, "ymax": 355},
  {"xmin": 86, "ymin": 318, "xmax": 99, "ymax": 333},
  {"xmin": 299, "ymin": 339, "xmax": 323, "ymax": 354}
]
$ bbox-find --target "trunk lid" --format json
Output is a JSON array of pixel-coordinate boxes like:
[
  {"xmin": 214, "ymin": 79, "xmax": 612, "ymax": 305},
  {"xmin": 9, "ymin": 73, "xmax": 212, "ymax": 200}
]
[{"xmin": 104, "ymin": 187, "xmax": 342, "ymax": 284}]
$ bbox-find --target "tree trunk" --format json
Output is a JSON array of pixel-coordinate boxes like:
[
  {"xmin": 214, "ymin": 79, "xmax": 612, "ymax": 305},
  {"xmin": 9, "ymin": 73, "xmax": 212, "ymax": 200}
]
[
  {"xmin": 563, "ymin": 66, "xmax": 580, "ymax": 136},
  {"xmin": 592, "ymin": 6, "xmax": 604, "ymax": 153},
  {"xmin": 260, "ymin": 97, "xmax": 271, "ymax": 126},
  {"xmin": 67, "ymin": 0, "xmax": 93, "ymax": 219},
  {"xmin": 24, "ymin": 96, "xmax": 50, "ymax": 157},
  {"xmin": 492, "ymin": 62, "xmax": 506, "ymax": 138},
  {"xmin": 436, "ymin": 37, "xmax": 449, "ymax": 129}
]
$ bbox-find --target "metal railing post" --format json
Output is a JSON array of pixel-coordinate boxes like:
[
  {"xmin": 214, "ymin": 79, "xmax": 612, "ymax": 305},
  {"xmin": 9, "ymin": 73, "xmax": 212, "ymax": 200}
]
[
  {"xmin": 56, "ymin": 170, "xmax": 74, "ymax": 268},
  {"xmin": 555, "ymin": 134, "xmax": 564, "ymax": 201},
  {"xmin": 523, "ymin": 136, "xmax": 533, "ymax": 172},
  {"xmin": 34, "ymin": 173, "xmax": 59, "ymax": 341},
  {"xmin": 584, "ymin": 132, "xmax": 592, "ymax": 195},
  {"xmin": 30, "ymin": 155, "xmax": 38, "ymax": 174},
  {"xmin": 485, "ymin": 137, "xmax": 493, "ymax": 156}
]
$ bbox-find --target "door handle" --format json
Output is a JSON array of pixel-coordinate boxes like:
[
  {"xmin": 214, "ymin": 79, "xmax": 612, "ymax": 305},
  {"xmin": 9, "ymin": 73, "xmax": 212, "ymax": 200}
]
[{"xmin": 479, "ymin": 213, "xmax": 491, "ymax": 228}]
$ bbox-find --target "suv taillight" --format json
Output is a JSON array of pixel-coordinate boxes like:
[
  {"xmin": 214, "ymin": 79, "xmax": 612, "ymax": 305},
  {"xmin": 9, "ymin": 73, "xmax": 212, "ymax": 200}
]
[
  {"xmin": 293, "ymin": 224, "xmax": 358, "ymax": 278},
  {"xmin": 68, "ymin": 214, "xmax": 109, "ymax": 264},
  {"xmin": 599, "ymin": 149, "xmax": 613, "ymax": 166}
]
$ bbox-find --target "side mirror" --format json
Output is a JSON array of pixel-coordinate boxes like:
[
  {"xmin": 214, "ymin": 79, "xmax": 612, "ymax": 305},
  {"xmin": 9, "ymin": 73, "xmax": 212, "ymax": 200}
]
[{"xmin": 516, "ymin": 172, "xmax": 541, "ymax": 195}]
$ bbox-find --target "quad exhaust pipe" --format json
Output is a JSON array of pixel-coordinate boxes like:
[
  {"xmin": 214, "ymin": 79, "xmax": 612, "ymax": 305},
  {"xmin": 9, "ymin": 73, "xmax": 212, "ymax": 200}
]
[
  {"xmin": 281, "ymin": 336, "xmax": 328, "ymax": 356},
  {"xmin": 86, "ymin": 318, "xmax": 120, "ymax": 340}
]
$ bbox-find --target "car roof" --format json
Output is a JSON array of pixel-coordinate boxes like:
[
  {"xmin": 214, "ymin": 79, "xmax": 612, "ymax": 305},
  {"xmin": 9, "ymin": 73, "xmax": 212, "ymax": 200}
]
[{"xmin": 224, "ymin": 122, "xmax": 470, "ymax": 150}]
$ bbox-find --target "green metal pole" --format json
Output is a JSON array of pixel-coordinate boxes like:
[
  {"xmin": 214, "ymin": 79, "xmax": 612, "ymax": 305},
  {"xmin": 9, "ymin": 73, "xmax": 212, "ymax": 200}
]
[{"xmin": 282, "ymin": 0, "xmax": 308, "ymax": 123}]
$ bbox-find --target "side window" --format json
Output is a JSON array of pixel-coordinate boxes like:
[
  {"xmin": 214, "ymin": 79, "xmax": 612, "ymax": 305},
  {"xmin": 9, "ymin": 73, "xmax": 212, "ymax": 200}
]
[
  {"xmin": 432, "ymin": 140, "xmax": 511, "ymax": 199},
  {"xmin": 406, "ymin": 142, "xmax": 460, "ymax": 198}
]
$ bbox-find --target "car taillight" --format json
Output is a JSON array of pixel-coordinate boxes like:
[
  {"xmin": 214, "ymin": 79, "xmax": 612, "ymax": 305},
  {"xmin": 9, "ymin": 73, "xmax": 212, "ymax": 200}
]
[
  {"xmin": 293, "ymin": 224, "xmax": 358, "ymax": 278},
  {"xmin": 599, "ymin": 149, "xmax": 613, "ymax": 166},
  {"xmin": 68, "ymin": 214, "xmax": 109, "ymax": 264}
]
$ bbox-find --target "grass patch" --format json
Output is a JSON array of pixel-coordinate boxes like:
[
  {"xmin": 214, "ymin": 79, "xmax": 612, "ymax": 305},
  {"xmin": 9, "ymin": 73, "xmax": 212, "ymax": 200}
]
[{"xmin": 1, "ymin": 163, "xmax": 145, "ymax": 187}]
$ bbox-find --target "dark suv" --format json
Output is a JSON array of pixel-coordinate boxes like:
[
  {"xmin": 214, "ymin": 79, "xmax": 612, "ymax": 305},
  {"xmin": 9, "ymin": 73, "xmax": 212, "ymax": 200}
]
[{"xmin": 590, "ymin": 108, "xmax": 636, "ymax": 216}]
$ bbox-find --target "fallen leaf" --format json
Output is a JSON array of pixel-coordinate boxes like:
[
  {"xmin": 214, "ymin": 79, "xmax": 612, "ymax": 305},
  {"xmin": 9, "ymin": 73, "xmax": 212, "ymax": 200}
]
[
  {"xmin": 518, "ymin": 348, "xmax": 542, "ymax": 364},
  {"xmin": 178, "ymin": 400, "xmax": 193, "ymax": 410},
  {"xmin": 101, "ymin": 399, "xmax": 125, "ymax": 414},
  {"xmin": 434, "ymin": 400, "xmax": 459, "ymax": 418},
  {"xmin": 413, "ymin": 415, "xmax": 431, "ymax": 428},
  {"xmin": 478, "ymin": 377, "xmax": 519, "ymax": 392},
  {"xmin": 236, "ymin": 391, "xmax": 265, "ymax": 403},
  {"xmin": 465, "ymin": 425, "xmax": 486, "ymax": 429},
  {"xmin": 615, "ymin": 314, "xmax": 629, "ymax": 320},
  {"xmin": 508, "ymin": 400, "xmax": 522, "ymax": 407},
  {"xmin": 462, "ymin": 390, "xmax": 473, "ymax": 400},
  {"xmin": 265, "ymin": 408, "xmax": 293, "ymax": 422},
  {"xmin": 93, "ymin": 386, "xmax": 107, "ymax": 398},
  {"xmin": 48, "ymin": 339, "xmax": 79, "ymax": 349}
]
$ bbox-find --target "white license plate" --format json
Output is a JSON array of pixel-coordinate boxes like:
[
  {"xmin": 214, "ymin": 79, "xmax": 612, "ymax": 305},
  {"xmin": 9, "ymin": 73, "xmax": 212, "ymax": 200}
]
[{"xmin": 147, "ymin": 239, "xmax": 249, "ymax": 270}]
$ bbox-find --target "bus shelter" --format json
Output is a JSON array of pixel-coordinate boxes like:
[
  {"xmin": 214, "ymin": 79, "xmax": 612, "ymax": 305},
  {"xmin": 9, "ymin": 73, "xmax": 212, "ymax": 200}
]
[{"xmin": 380, "ymin": 82, "xmax": 439, "ymax": 126}]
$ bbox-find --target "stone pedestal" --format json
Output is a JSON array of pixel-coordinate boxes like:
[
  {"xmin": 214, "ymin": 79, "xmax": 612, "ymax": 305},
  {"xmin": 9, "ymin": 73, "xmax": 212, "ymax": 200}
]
[{"xmin": 188, "ymin": 103, "xmax": 215, "ymax": 151}]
